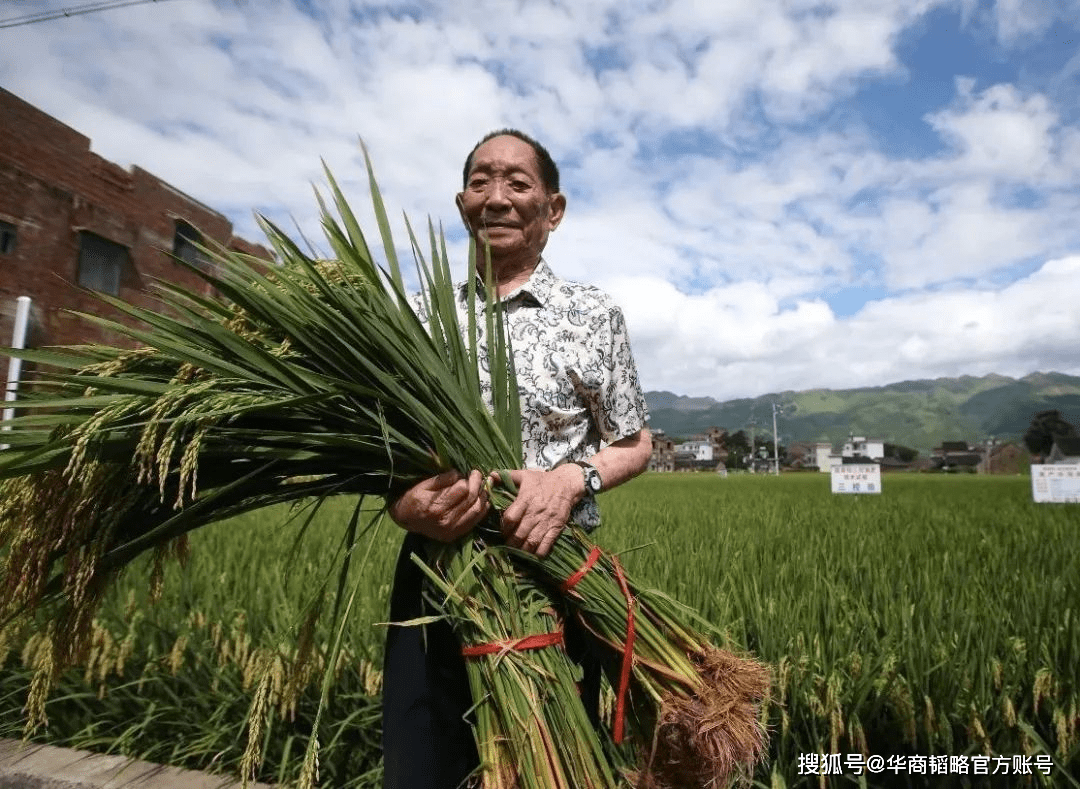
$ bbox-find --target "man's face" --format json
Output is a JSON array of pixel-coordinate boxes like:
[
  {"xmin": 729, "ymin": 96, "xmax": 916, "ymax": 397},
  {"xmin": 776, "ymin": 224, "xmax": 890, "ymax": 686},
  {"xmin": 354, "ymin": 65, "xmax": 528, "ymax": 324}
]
[{"xmin": 457, "ymin": 135, "xmax": 565, "ymax": 262}]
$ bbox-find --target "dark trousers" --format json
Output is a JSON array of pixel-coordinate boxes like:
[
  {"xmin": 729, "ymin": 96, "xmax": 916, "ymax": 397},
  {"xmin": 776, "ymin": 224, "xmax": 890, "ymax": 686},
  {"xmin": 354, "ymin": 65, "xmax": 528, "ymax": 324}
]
[
  {"xmin": 381, "ymin": 533, "xmax": 602, "ymax": 789},
  {"xmin": 382, "ymin": 533, "xmax": 478, "ymax": 789}
]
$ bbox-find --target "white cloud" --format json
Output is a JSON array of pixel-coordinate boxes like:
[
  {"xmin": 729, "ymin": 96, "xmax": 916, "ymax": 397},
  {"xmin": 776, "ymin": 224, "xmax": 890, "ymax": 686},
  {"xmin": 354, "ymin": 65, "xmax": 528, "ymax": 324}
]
[
  {"xmin": 757, "ymin": 8, "xmax": 902, "ymax": 119},
  {"xmin": 926, "ymin": 81, "xmax": 1058, "ymax": 181},
  {"xmin": 860, "ymin": 183, "xmax": 1046, "ymax": 289},
  {"xmin": 989, "ymin": 0, "xmax": 1080, "ymax": 46},
  {"xmin": 606, "ymin": 256, "xmax": 1080, "ymax": 398}
]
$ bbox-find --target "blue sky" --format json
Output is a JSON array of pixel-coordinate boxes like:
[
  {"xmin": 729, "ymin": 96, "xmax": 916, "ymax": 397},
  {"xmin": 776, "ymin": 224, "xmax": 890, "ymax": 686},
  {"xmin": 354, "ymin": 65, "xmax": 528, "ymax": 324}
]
[{"xmin": 2, "ymin": 0, "xmax": 1079, "ymax": 400}]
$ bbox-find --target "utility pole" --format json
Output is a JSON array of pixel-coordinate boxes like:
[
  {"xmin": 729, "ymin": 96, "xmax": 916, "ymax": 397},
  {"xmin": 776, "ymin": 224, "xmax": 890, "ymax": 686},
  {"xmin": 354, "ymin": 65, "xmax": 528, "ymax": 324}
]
[
  {"xmin": 746, "ymin": 414, "xmax": 757, "ymax": 472},
  {"xmin": 2, "ymin": 296, "xmax": 32, "ymax": 451},
  {"xmin": 771, "ymin": 401, "xmax": 781, "ymax": 476},
  {"xmin": 983, "ymin": 436, "xmax": 997, "ymax": 475}
]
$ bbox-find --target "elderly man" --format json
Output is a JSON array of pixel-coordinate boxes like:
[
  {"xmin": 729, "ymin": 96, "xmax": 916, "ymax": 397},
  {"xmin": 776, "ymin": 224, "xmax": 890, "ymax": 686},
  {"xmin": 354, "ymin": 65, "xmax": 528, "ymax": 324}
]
[{"xmin": 382, "ymin": 129, "xmax": 652, "ymax": 789}]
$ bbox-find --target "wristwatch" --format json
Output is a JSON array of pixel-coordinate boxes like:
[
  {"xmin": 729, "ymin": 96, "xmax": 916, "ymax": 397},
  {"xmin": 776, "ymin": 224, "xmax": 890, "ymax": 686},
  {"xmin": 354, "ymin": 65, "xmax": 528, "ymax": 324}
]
[{"xmin": 573, "ymin": 460, "xmax": 603, "ymax": 495}]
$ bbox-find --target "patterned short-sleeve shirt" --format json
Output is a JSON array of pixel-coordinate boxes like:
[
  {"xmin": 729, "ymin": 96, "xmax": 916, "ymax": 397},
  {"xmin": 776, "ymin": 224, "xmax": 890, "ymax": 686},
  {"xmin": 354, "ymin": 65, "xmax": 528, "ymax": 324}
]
[{"xmin": 418, "ymin": 258, "xmax": 649, "ymax": 529}]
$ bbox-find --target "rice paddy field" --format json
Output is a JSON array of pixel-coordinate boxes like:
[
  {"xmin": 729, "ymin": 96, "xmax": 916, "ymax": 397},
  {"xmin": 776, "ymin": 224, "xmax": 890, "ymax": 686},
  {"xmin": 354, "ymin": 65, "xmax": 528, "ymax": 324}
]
[{"xmin": 1, "ymin": 472, "xmax": 1077, "ymax": 788}]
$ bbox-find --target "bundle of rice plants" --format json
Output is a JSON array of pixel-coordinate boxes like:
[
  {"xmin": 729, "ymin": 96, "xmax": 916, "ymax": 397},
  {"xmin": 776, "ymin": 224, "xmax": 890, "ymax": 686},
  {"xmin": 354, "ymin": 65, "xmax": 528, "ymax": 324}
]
[{"xmin": 0, "ymin": 148, "xmax": 769, "ymax": 787}]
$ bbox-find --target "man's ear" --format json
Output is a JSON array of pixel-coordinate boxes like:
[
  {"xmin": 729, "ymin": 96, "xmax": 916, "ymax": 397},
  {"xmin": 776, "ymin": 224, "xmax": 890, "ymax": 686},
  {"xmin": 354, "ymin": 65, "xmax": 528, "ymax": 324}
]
[
  {"xmin": 547, "ymin": 192, "xmax": 566, "ymax": 231},
  {"xmin": 455, "ymin": 192, "xmax": 473, "ymax": 234}
]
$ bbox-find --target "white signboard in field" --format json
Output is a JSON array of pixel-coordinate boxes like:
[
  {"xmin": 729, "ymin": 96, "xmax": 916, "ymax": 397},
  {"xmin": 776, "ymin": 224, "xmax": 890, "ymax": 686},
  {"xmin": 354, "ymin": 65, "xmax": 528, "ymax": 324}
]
[
  {"xmin": 831, "ymin": 464, "xmax": 881, "ymax": 494},
  {"xmin": 1031, "ymin": 464, "xmax": 1080, "ymax": 503}
]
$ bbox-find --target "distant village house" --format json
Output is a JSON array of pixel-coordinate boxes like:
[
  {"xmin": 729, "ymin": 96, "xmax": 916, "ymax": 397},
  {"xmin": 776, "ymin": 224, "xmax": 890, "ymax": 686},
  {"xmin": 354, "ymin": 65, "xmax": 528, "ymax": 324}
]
[
  {"xmin": 978, "ymin": 441, "xmax": 1028, "ymax": 475},
  {"xmin": 648, "ymin": 427, "xmax": 728, "ymax": 472},
  {"xmin": 932, "ymin": 441, "xmax": 982, "ymax": 472},
  {"xmin": 648, "ymin": 430, "xmax": 675, "ymax": 472},
  {"xmin": 673, "ymin": 430, "xmax": 729, "ymax": 472},
  {"xmin": 814, "ymin": 435, "xmax": 886, "ymax": 472}
]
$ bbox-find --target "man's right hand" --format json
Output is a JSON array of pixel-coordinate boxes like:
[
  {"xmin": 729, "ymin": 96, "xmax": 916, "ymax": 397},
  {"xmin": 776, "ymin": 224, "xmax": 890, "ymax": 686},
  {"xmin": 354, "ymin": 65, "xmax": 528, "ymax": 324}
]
[{"xmin": 388, "ymin": 470, "xmax": 490, "ymax": 542}]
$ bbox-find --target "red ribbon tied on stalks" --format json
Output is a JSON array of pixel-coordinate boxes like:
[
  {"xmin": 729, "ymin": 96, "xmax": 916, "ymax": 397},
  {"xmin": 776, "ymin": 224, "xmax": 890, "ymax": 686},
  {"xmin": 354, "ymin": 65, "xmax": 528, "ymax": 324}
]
[
  {"xmin": 461, "ymin": 631, "xmax": 565, "ymax": 658},
  {"xmin": 562, "ymin": 546, "xmax": 637, "ymax": 744}
]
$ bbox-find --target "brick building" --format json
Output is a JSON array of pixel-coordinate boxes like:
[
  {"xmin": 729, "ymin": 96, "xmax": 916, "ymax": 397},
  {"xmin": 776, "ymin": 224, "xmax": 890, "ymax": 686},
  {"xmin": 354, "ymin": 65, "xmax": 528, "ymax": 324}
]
[
  {"xmin": 0, "ymin": 87, "xmax": 270, "ymax": 353},
  {"xmin": 979, "ymin": 442, "xmax": 1029, "ymax": 475},
  {"xmin": 649, "ymin": 429, "xmax": 675, "ymax": 472}
]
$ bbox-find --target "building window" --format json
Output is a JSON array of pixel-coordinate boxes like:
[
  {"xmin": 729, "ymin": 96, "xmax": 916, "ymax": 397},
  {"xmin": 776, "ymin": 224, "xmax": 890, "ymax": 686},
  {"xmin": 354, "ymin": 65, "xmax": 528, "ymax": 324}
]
[
  {"xmin": 173, "ymin": 220, "xmax": 209, "ymax": 270},
  {"xmin": 77, "ymin": 231, "xmax": 128, "ymax": 295},
  {"xmin": 0, "ymin": 220, "xmax": 15, "ymax": 254}
]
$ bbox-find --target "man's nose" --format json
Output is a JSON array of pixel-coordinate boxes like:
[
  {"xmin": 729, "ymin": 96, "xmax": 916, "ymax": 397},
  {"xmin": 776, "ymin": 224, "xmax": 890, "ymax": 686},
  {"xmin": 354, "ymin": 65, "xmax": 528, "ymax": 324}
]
[{"xmin": 485, "ymin": 180, "xmax": 512, "ymax": 207}]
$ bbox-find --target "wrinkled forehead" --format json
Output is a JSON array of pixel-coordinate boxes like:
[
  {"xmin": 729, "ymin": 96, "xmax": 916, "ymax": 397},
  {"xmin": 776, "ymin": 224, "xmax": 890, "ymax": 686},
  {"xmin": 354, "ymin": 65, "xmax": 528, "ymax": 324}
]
[{"xmin": 466, "ymin": 136, "xmax": 543, "ymax": 180}]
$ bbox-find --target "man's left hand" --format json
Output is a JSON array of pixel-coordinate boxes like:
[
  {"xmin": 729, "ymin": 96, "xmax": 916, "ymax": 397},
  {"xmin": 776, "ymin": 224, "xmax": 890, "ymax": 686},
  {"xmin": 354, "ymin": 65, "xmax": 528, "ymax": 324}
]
[{"xmin": 496, "ymin": 465, "xmax": 584, "ymax": 558}]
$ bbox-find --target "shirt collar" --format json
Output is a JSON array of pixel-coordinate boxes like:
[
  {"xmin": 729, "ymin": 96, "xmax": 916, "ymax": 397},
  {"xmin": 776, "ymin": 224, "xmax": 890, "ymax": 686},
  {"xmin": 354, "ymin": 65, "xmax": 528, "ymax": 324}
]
[{"xmin": 458, "ymin": 258, "xmax": 557, "ymax": 308}]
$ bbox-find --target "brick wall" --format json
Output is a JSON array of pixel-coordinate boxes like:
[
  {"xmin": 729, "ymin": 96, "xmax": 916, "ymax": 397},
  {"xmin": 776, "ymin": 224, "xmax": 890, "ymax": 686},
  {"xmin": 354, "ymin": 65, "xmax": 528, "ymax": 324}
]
[{"xmin": 0, "ymin": 87, "xmax": 271, "ymax": 353}]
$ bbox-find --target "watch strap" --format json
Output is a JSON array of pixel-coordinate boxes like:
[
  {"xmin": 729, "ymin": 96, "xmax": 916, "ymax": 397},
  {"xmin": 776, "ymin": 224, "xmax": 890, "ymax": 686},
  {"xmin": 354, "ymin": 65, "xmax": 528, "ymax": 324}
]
[{"xmin": 573, "ymin": 460, "xmax": 603, "ymax": 494}]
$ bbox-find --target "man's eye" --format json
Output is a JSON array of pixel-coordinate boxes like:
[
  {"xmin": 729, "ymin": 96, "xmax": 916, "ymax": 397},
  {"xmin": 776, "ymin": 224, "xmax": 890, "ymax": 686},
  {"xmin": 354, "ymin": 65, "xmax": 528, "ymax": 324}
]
[
  {"xmin": 511, "ymin": 181, "xmax": 530, "ymax": 191},
  {"xmin": 469, "ymin": 178, "xmax": 488, "ymax": 189}
]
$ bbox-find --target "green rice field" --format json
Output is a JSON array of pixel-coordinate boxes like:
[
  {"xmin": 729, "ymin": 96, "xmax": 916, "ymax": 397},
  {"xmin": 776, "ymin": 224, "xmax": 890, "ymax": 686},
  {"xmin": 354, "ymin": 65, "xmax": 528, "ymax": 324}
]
[{"xmin": 2, "ymin": 473, "xmax": 1077, "ymax": 787}]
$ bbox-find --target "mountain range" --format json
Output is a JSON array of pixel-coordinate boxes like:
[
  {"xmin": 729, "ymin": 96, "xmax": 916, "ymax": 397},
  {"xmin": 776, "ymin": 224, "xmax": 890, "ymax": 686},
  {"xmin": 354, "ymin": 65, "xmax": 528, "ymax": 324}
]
[{"xmin": 644, "ymin": 372, "xmax": 1080, "ymax": 453}]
